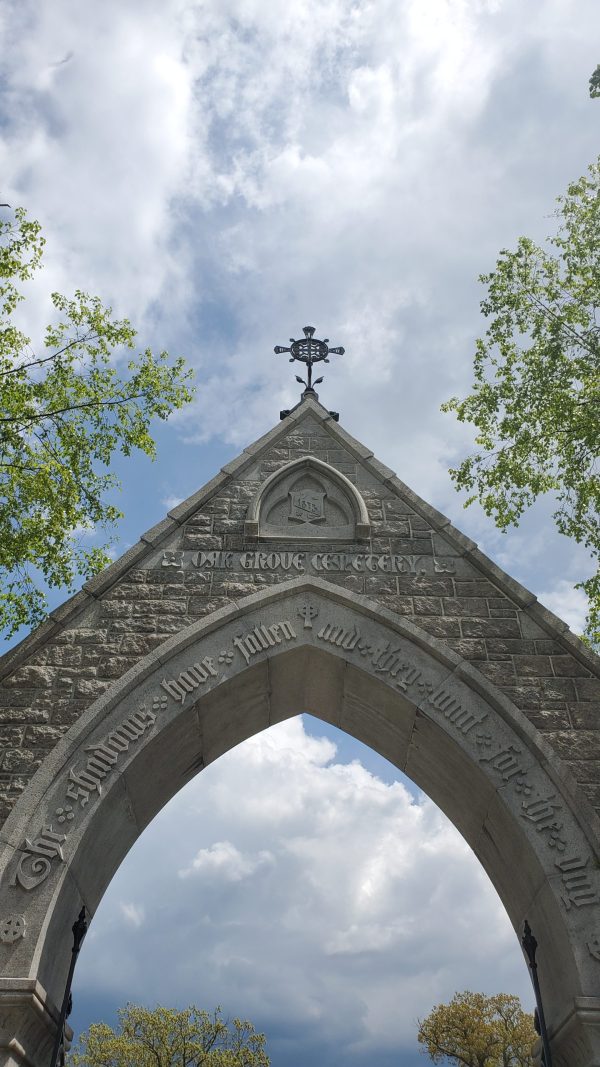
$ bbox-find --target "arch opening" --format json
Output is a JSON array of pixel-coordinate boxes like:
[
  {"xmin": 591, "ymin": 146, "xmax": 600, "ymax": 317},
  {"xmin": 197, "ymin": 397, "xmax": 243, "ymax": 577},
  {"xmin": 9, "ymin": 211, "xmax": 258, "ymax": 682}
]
[{"xmin": 68, "ymin": 712, "xmax": 538, "ymax": 1067}]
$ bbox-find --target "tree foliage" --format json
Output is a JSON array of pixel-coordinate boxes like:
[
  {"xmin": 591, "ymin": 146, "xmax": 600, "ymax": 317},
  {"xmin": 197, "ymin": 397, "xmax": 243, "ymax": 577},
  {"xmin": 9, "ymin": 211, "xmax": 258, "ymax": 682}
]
[
  {"xmin": 443, "ymin": 157, "xmax": 600, "ymax": 643},
  {"xmin": 0, "ymin": 208, "xmax": 194, "ymax": 636},
  {"xmin": 417, "ymin": 991, "xmax": 536, "ymax": 1067},
  {"xmin": 589, "ymin": 64, "xmax": 600, "ymax": 98},
  {"xmin": 69, "ymin": 1004, "xmax": 270, "ymax": 1067}
]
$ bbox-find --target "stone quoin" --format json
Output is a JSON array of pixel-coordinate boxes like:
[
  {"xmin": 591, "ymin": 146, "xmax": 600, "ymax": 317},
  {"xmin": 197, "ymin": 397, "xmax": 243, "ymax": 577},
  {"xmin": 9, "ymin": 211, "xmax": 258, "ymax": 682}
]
[{"xmin": 0, "ymin": 392, "xmax": 599, "ymax": 1067}]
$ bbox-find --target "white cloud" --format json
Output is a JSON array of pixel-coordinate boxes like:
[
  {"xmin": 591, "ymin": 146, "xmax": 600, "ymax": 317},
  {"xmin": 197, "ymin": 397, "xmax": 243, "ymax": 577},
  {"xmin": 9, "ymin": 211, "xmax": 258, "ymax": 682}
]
[
  {"xmin": 69, "ymin": 521, "xmax": 96, "ymax": 539},
  {"xmin": 538, "ymin": 579, "xmax": 589, "ymax": 635},
  {"xmin": 161, "ymin": 494, "xmax": 184, "ymax": 510},
  {"xmin": 119, "ymin": 901, "xmax": 145, "ymax": 928},
  {"xmin": 0, "ymin": 0, "xmax": 197, "ymax": 333},
  {"xmin": 179, "ymin": 840, "xmax": 274, "ymax": 881}
]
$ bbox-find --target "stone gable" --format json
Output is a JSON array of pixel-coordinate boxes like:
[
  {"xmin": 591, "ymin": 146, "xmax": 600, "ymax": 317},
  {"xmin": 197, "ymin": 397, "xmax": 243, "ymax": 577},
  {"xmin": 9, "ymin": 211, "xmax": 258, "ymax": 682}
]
[{"xmin": 1, "ymin": 395, "xmax": 599, "ymax": 824}]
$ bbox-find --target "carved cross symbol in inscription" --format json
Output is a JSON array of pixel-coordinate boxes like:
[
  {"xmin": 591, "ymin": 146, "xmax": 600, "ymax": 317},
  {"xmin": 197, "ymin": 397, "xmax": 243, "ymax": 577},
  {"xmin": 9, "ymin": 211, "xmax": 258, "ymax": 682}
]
[
  {"xmin": 0, "ymin": 915, "xmax": 26, "ymax": 943},
  {"xmin": 274, "ymin": 326, "xmax": 344, "ymax": 393},
  {"xmin": 299, "ymin": 603, "xmax": 319, "ymax": 629}
]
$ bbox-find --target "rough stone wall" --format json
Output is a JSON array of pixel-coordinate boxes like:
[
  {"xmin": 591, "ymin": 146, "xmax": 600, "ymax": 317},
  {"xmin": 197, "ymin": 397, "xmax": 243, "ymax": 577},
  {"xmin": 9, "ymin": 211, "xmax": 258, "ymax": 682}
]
[{"xmin": 1, "ymin": 402, "xmax": 599, "ymax": 825}]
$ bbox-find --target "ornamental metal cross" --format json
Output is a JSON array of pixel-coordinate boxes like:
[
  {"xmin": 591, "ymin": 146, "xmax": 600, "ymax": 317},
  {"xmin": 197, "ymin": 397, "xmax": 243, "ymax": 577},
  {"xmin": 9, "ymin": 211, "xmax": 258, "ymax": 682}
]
[{"xmin": 274, "ymin": 326, "xmax": 344, "ymax": 393}]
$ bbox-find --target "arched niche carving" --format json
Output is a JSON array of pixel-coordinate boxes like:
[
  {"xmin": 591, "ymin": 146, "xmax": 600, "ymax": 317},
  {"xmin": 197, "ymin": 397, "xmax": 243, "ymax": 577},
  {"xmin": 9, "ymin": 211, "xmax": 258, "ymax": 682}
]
[{"xmin": 245, "ymin": 456, "xmax": 371, "ymax": 541}]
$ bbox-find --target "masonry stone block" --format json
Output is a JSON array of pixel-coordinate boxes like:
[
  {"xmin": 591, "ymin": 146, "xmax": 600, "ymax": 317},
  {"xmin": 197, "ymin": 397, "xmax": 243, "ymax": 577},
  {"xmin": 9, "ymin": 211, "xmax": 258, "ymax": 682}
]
[
  {"xmin": 576, "ymin": 678, "xmax": 600, "ymax": 702},
  {"xmin": 568, "ymin": 702, "xmax": 600, "ymax": 730},
  {"xmin": 475, "ymin": 661, "xmax": 517, "ymax": 687},
  {"xmin": 461, "ymin": 618, "xmax": 521, "ymax": 638},
  {"xmin": 443, "ymin": 596, "xmax": 490, "ymax": 617},
  {"xmin": 514, "ymin": 654, "xmax": 554, "ymax": 677},
  {"xmin": 413, "ymin": 617, "xmax": 461, "ymax": 638},
  {"xmin": 553, "ymin": 656, "xmax": 592, "ymax": 678}
]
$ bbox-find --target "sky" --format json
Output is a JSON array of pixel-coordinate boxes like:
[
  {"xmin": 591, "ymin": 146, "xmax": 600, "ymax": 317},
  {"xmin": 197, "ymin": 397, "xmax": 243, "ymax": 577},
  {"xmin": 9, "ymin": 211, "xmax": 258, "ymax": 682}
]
[{"xmin": 1, "ymin": 0, "xmax": 599, "ymax": 1063}]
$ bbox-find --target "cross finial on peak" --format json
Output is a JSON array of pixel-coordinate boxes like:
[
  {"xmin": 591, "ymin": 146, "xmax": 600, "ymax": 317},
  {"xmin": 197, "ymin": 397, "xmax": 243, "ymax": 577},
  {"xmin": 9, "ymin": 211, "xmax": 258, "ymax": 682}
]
[{"xmin": 274, "ymin": 325, "xmax": 344, "ymax": 396}]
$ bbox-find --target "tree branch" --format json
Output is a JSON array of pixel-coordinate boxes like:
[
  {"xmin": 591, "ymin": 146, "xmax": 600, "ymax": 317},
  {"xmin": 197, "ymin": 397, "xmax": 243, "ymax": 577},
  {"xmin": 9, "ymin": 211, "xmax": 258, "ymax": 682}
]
[
  {"xmin": 520, "ymin": 286, "xmax": 600, "ymax": 358},
  {"xmin": 0, "ymin": 333, "xmax": 101, "ymax": 377},
  {"xmin": 0, "ymin": 462, "xmax": 44, "ymax": 472},
  {"xmin": 0, "ymin": 392, "xmax": 146, "ymax": 426}
]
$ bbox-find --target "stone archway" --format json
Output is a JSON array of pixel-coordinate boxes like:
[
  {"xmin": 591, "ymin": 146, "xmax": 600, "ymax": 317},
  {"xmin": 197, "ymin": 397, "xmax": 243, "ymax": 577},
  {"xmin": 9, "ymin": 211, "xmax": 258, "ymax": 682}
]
[
  {"xmin": 1, "ymin": 578, "xmax": 599, "ymax": 1067},
  {"xmin": 1, "ymin": 393, "xmax": 600, "ymax": 1067}
]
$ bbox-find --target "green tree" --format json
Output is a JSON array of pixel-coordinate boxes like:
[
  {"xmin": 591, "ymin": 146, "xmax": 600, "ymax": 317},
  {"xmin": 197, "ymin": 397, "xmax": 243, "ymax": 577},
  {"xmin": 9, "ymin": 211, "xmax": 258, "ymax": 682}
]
[
  {"xmin": 442, "ymin": 157, "xmax": 600, "ymax": 644},
  {"xmin": 417, "ymin": 991, "xmax": 536, "ymax": 1066},
  {"xmin": 0, "ymin": 207, "xmax": 194, "ymax": 636},
  {"xmin": 589, "ymin": 64, "xmax": 600, "ymax": 98},
  {"xmin": 69, "ymin": 1004, "xmax": 270, "ymax": 1067}
]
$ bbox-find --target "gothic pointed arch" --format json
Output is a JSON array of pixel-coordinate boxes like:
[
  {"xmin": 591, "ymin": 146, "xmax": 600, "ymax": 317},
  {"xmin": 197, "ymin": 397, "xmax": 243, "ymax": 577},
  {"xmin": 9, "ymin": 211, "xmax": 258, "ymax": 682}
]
[{"xmin": 0, "ymin": 577, "xmax": 599, "ymax": 1067}]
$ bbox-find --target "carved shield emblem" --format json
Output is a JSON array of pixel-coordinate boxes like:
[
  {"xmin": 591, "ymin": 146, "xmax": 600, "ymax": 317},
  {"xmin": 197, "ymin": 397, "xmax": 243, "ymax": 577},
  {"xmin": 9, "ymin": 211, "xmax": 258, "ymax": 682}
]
[{"xmin": 289, "ymin": 489, "xmax": 326, "ymax": 523}]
